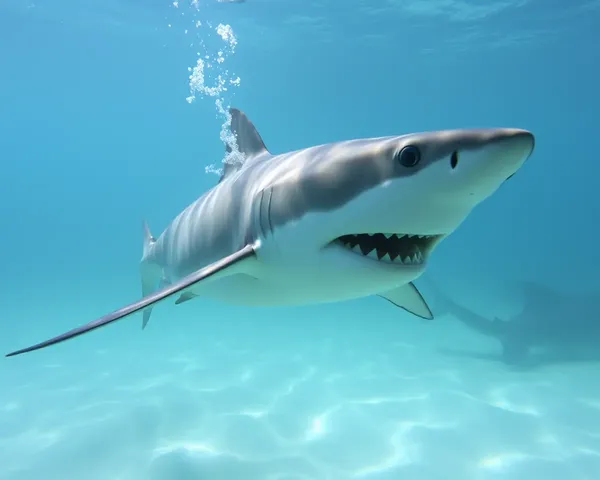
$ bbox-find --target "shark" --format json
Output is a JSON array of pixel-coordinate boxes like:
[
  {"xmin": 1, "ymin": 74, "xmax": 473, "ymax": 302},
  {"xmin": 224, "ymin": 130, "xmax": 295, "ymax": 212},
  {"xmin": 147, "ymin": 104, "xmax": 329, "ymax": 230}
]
[
  {"xmin": 5, "ymin": 108, "xmax": 535, "ymax": 357},
  {"xmin": 424, "ymin": 278, "xmax": 600, "ymax": 368}
]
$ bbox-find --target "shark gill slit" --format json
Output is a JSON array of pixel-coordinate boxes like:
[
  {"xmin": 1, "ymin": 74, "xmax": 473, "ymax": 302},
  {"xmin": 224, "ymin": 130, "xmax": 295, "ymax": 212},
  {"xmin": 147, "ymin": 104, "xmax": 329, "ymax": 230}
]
[
  {"xmin": 257, "ymin": 189, "xmax": 269, "ymax": 239},
  {"xmin": 266, "ymin": 187, "xmax": 274, "ymax": 235},
  {"xmin": 256, "ymin": 189, "xmax": 273, "ymax": 238}
]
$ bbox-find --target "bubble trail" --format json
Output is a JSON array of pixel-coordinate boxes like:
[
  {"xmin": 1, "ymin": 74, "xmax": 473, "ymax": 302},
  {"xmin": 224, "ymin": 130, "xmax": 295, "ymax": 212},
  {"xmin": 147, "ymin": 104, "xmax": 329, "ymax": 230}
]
[{"xmin": 179, "ymin": 3, "xmax": 242, "ymax": 176}]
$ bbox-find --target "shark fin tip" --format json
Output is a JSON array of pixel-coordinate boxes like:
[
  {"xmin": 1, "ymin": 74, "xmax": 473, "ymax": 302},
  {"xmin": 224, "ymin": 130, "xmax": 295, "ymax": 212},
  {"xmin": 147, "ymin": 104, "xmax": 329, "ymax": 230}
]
[{"xmin": 379, "ymin": 282, "xmax": 434, "ymax": 320}]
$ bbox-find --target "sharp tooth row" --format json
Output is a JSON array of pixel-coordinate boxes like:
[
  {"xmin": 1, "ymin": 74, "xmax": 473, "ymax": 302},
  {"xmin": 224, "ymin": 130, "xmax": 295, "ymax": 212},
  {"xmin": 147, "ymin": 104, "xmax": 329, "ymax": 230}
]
[
  {"xmin": 382, "ymin": 233, "xmax": 434, "ymax": 239},
  {"xmin": 367, "ymin": 250, "xmax": 379, "ymax": 260},
  {"xmin": 343, "ymin": 247, "xmax": 424, "ymax": 265},
  {"xmin": 391, "ymin": 251, "xmax": 423, "ymax": 265},
  {"xmin": 338, "ymin": 233, "xmax": 437, "ymax": 265}
]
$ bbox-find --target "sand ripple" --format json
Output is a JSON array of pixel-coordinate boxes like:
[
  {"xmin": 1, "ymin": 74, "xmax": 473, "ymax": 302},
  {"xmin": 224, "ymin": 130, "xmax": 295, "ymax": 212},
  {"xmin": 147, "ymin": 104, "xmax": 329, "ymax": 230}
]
[{"xmin": 2, "ymin": 311, "xmax": 600, "ymax": 480}]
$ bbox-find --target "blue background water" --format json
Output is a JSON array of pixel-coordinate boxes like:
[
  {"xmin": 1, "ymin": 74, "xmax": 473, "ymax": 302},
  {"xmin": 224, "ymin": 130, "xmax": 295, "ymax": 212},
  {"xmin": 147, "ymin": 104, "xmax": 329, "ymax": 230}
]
[{"xmin": 1, "ymin": 1, "xmax": 599, "ymax": 479}]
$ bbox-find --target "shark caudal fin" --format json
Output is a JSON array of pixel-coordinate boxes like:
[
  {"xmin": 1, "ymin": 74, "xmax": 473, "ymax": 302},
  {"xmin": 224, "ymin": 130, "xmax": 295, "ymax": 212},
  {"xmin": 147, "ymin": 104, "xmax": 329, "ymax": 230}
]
[
  {"xmin": 140, "ymin": 220, "xmax": 162, "ymax": 330},
  {"xmin": 142, "ymin": 220, "xmax": 155, "ymax": 259}
]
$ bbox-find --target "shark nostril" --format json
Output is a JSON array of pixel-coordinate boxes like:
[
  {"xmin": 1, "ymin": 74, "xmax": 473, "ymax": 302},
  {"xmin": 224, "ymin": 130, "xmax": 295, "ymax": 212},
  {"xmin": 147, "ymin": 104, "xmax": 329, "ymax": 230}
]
[{"xmin": 450, "ymin": 151, "xmax": 459, "ymax": 169}]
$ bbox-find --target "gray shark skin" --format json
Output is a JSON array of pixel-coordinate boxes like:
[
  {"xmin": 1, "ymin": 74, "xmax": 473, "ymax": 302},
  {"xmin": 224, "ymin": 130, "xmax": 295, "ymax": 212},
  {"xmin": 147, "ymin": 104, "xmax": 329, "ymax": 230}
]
[
  {"xmin": 424, "ymin": 278, "xmax": 600, "ymax": 369},
  {"xmin": 5, "ymin": 108, "xmax": 535, "ymax": 357}
]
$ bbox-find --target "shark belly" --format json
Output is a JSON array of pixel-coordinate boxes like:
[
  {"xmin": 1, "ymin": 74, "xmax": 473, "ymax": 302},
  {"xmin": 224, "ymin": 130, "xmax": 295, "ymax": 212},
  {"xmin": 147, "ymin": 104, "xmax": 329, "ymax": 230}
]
[{"xmin": 180, "ymin": 261, "xmax": 420, "ymax": 307}]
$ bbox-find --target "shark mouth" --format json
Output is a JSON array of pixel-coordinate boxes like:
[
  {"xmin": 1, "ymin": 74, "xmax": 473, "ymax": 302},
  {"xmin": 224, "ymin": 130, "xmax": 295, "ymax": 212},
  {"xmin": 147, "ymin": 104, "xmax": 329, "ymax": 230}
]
[{"xmin": 334, "ymin": 233, "xmax": 444, "ymax": 265}]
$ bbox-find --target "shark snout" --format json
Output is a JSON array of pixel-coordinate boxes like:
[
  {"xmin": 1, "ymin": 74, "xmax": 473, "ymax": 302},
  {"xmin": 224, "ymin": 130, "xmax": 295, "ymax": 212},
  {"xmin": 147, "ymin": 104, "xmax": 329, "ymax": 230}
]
[
  {"xmin": 490, "ymin": 128, "xmax": 535, "ymax": 167},
  {"xmin": 446, "ymin": 128, "xmax": 535, "ymax": 200}
]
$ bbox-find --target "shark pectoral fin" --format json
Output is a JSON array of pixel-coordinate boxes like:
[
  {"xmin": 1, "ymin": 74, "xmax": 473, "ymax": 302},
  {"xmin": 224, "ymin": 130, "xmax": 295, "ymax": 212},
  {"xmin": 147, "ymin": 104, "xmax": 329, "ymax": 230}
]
[
  {"xmin": 5, "ymin": 244, "xmax": 259, "ymax": 358},
  {"xmin": 175, "ymin": 292, "xmax": 198, "ymax": 305},
  {"xmin": 378, "ymin": 282, "xmax": 434, "ymax": 320}
]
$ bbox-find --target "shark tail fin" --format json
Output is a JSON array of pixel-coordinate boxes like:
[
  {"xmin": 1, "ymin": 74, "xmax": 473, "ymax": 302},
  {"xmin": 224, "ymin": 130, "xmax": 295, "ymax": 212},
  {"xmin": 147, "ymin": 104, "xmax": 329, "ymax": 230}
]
[
  {"xmin": 142, "ymin": 220, "xmax": 156, "ymax": 259},
  {"xmin": 140, "ymin": 220, "xmax": 161, "ymax": 330}
]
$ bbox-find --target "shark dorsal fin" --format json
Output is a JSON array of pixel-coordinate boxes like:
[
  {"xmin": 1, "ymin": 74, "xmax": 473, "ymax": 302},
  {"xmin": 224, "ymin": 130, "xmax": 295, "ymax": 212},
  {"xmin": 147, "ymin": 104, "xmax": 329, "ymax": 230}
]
[
  {"xmin": 229, "ymin": 108, "xmax": 269, "ymax": 158},
  {"xmin": 218, "ymin": 108, "xmax": 270, "ymax": 183}
]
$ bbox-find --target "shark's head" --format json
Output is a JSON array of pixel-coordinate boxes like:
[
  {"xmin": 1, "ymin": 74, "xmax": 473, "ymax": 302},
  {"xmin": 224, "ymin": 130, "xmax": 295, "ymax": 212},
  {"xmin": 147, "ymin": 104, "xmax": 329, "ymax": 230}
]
[
  {"xmin": 251, "ymin": 125, "xmax": 534, "ymax": 285},
  {"xmin": 217, "ymin": 110, "xmax": 534, "ymax": 295}
]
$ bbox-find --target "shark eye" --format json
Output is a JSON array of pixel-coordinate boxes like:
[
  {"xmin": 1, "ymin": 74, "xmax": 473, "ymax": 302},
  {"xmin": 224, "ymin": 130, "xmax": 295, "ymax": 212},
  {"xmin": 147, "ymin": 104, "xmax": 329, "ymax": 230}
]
[{"xmin": 397, "ymin": 145, "xmax": 421, "ymax": 167}]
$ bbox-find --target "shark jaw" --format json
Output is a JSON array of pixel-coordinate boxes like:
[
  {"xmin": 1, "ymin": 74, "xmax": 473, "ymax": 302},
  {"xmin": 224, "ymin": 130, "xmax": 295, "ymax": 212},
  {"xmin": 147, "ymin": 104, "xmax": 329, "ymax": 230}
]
[{"xmin": 330, "ymin": 232, "xmax": 445, "ymax": 266}]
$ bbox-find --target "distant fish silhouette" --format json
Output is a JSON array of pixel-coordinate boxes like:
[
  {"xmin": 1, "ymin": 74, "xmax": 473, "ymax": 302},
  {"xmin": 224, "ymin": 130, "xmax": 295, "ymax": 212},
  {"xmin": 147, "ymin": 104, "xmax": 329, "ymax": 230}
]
[{"xmin": 425, "ymin": 278, "xmax": 600, "ymax": 368}]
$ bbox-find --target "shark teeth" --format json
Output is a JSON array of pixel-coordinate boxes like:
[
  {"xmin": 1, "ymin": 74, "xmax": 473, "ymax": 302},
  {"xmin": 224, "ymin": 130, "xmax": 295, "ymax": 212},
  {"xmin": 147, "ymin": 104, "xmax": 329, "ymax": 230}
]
[{"xmin": 335, "ymin": 233, "xmax": 442, "ymax": 266}]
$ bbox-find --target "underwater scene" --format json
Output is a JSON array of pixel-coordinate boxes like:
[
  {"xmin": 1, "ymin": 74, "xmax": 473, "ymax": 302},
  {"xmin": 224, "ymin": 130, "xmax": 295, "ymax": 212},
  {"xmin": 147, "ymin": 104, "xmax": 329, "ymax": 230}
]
[{"xmin": 1, "ymin": 0, "xmax": 599, "ymax": 479}]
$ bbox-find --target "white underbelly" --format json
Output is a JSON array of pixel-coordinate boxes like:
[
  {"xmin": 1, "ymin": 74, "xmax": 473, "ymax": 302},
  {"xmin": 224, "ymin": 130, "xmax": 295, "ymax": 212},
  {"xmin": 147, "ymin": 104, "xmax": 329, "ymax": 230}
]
[{"xmin": 186, "ymin": 268, "xmax": 414, "ymax": 307}]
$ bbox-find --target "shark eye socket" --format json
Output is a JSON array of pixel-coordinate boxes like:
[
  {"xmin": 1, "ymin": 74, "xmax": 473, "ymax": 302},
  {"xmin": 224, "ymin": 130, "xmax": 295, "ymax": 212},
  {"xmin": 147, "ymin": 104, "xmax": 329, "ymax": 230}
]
[{"xmin": 397, "ymin": 145, "xmax": 421, "ymax": 167}]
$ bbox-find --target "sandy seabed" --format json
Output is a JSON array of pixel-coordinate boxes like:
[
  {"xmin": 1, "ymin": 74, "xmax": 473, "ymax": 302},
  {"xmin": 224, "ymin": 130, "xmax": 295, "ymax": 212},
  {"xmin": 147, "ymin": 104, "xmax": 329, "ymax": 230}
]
[{"xmin": 1, "ymin": 309, "xmax": 599, "ymax": 480}]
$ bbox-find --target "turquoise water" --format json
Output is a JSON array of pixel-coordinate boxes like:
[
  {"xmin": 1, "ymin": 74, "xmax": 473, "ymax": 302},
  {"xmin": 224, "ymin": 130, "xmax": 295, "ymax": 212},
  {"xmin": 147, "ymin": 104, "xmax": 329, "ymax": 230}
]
[{"xmin": 1, "ymin": 0, "xmax": 600, "ymax": 479}]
